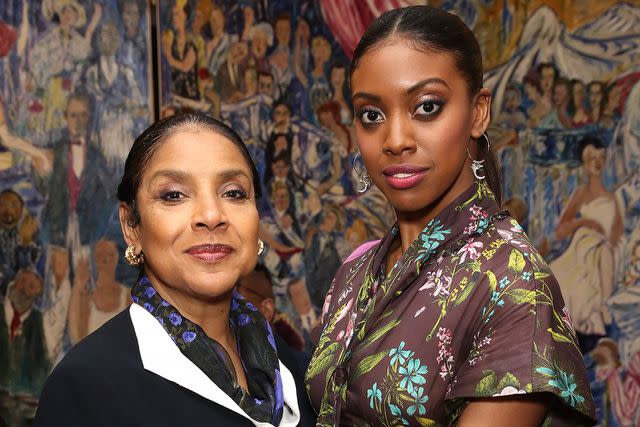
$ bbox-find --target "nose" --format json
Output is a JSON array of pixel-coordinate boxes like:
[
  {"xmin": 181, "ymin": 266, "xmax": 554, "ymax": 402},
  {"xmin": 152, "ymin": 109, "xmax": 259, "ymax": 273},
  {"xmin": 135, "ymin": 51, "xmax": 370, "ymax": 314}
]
[
  {"xmin": 191, "ymin": 196, "xmax": 228, "ymax": 231},
  {"xmin": 382, "ymin": 112, "xmax": 416, "ymax": 156}
]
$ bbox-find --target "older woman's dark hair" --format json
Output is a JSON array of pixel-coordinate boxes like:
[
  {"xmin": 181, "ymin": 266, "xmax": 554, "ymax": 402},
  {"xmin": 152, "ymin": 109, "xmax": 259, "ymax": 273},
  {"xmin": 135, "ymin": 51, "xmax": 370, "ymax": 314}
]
[
  {"xmin": 349, "ymin": 5, "xmax": 502, "ymax": 204},
  {"xmin": 117, "ymin": 113, "xmax": 261, "ymax": 226}
]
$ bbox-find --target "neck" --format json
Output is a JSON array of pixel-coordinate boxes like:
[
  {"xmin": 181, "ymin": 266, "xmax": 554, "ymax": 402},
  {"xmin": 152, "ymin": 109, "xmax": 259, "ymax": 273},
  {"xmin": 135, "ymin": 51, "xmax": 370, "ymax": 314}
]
[
  {"xmin": 96, "ymin": 271, "xmax": 118, "ymax": 288},
  {"xmin": 146, "ymin": 274, "xmax": 235, "ymax": 344}
]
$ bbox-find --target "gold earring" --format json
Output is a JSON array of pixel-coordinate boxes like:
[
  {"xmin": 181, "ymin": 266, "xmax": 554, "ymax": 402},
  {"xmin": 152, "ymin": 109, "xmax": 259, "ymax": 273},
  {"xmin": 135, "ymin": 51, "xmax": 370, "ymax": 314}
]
[
  {"xmin": 258, "ymin": 239, "xmax": 265, "ymax": 256},
  {"xmin": 125, "ymin": 244, "xmax": 144, "ymax": 266}
]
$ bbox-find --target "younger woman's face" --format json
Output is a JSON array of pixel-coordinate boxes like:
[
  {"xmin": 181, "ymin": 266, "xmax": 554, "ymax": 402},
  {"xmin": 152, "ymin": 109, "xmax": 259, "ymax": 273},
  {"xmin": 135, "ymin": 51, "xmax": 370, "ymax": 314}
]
[
  {"xmin": 121, "ymin": 128, "xmax": 259, "ymax": 306},
  {"xmin": 351, "ymin": 39, "xmax": 490, "ymax": 220}
]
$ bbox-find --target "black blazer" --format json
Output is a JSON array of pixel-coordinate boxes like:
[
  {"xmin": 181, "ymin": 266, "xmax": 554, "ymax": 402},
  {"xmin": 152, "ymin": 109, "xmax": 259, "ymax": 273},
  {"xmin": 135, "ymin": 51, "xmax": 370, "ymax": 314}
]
[{"xmin": 34, "ymin": 310, "xmax": 255, "ymax": 426}]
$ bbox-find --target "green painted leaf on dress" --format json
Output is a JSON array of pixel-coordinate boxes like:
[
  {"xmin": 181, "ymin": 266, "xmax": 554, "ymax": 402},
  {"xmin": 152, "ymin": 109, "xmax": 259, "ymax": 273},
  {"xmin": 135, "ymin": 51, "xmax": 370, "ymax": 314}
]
[
  {"xmin": 508, "ymin": 249, "xmax": 526, "ymax": 274},
  {"xmin": 547, "ymin": 328, "xmax": 573, "ymax": 344},
  {"xmin": 453, "ymin": 272, "xmax": 480, "ymax": 307},
  {"xmin": 506, "ymin": 288, "xmax": 537, "ymax": 305},
  {"xmin": 415, "ymin": 417, "xmax": 440, "ymax": 426},
  {"xmin": 359, "ymin": 318, "xmax": 401, "ymax": 349},
  {"xmin": 534, "ymin": 271, "xmax": 550, "ymax": 280},
  {"xmin": 486, "ymin": 270, "xmax": 497, "ymax": 293},
  {"xmin": 475, "ymin": 370, "xmax": 498, "ymax": 396},
  {"xmin": 497, "ymin": 372, "xmax": 521, "ymax": 391},
  {"xmin": 349, "ymin": 350, "xmax": 388, "ymax": 382},
  {"xmin": 306, "ymin": 342, "xmax": 340, "ymax": 380}
]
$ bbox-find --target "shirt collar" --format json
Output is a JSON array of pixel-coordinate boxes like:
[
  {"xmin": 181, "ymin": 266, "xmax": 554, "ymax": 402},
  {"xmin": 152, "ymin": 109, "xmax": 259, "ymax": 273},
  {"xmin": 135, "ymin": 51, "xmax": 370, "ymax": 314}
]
[{"xmin": 128, "ymin": 304, "xmax": 300, "ymax": 426}]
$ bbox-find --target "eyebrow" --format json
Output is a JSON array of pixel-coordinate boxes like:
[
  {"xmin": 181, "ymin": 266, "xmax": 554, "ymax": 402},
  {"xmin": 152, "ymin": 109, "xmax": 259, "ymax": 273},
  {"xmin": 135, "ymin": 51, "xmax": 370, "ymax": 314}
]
[
  {"xmin": 147, "ymin": 169, "xmax": 251, "ymax": 184},
  {"xmin": 352, "ymin": 77, "xmax": 450, "ymax": 102}
]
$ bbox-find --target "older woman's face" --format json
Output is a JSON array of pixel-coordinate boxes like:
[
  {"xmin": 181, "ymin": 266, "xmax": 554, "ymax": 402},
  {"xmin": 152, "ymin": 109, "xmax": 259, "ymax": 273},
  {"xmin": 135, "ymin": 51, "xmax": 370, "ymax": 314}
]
[{"xmin": 123, "ymin": 128, "xmax": 259, "ymax": 303}]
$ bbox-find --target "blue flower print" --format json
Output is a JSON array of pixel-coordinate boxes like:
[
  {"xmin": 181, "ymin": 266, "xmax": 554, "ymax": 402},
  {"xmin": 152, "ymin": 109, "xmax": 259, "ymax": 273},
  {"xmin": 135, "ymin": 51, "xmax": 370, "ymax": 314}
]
[
  {"xmin": 169, "ymin": 313, "xmax": 183, "ymax": 326},
  {"xmin": 499, "ymin": 276, "xmax": 510, "ymax": 288},
  {"xmin": 388, "ymin": 403, "xmax": 409, "ymax": 425},
  {"xmin": 131, "ymin": 296, "xmax": 139, "ymax": 304},
  {"xmin": 399, "ymin": 358, "xmax": 428, "ymax": 394},
  {"xmin": 144, "ymin": 287, "xmax": 156, "ymax": 298},
  {"xmin": 367, "ymin": 383, "xmax": 382, "ymax": 408},
  {"xmin": 231, "ymin": 298, "xmax": 240, "ymax": 311},
  {"xmin": 407, "ymin": 386, "xmax": 428, "ymax": 416},
  {"xmin": 161, "ymin": 300, "xmax": 170, "ymax": 307},
  {"xmin": 238, "ymin": 313, "xmax": 251, "ymax": 326},
  {"xmin": 155, "ymin": 316, "xmax": 164, "ymax": 325},
  {"xmin": 416, "ymin": 221, "xmax": 451, "ymax": 263},
  {"xmin": 389, "ymin": 341, "xmax": 414, "ymax": 366},
  {"xmin": 522, "ymin": 271, "xmax": 532, "ymax": 281},
  {"xmin": 548, "ymin": 371, "xmax": 585, "ymax": 407},
  {"xmin": 246, "ymin": 302, "xmax": 258, "ymax": 311},
  {"xmin": 182, "ymin": 330, "xmax": 196, "ymax": 343},
  {"xmin": 143, "ymin": 303, "xmax": 154, "ymax": 313}
]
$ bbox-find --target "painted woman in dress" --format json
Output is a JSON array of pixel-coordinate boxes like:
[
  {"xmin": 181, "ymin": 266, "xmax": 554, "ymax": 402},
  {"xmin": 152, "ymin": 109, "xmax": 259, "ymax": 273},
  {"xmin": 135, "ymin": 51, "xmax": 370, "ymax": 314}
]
[
  {"xmin": 305, "ymin": 6, "xmax": 595, "ymax": 426},
  {"xmin": 551, "ymin": 135, "xmax": 623, "ymax": 345}
]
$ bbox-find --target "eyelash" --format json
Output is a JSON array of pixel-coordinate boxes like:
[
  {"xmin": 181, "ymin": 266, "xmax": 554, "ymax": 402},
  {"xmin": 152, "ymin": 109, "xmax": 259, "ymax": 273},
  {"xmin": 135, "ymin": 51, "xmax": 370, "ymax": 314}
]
[
  {"xmin": 160, "ymin": 190, "xmax": 184, "ymax": 202},
  {"xmin": 223, "ymin": 188, "xmax": 249, "ymax": 200},
  {"xmin": 357, "ymin": 99, "xmax": 444, "ymax": 127}
]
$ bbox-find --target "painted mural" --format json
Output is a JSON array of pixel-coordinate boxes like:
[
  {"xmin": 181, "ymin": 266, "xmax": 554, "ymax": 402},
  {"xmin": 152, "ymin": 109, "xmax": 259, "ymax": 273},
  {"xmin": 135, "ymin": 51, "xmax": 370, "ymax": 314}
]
[
  {"xmin": 0, "ymin": 0, "xmax": 639, "ymax": 425},
  {"xmin": 0, "ymin": 0, "xmax": 153, "ymax": 424}
]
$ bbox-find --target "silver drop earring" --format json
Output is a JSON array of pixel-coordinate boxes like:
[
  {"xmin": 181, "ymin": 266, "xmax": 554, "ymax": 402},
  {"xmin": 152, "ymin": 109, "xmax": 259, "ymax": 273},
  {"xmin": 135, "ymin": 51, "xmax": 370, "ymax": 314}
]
[
  {"xmin": 467, "ymin": 133, "xmax": 491, "ymax": 180},
  {"xmin": 352, "ymin": 152, "xmax": 371, "ymax": 193}
]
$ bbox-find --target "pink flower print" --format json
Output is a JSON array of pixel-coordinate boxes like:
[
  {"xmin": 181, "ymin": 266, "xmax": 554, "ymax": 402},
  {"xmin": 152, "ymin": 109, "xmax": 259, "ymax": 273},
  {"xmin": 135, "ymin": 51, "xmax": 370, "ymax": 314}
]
[
  {"xmin": 420, "ymin": 269, "xmax": 452, "ymax": 297},
  {"xmin": 562, "ymin": 306, "xmax": 576, "ymax": 335},
  {"xmin": 321, "ymin": 294, "xmax": 332, "ymax": 323},
  {"xmin": 337, "ymin": 313, "xmax": 356, "ymax": 347},
  {"xmin": 436, "ymin": 327, "xmax": 454, "ymax": 379},
  {"xmin": 469, "ymin": 204, "xmax": 485, "ymax": 218},
  {"xmin": 497, "ymin": 229, "xmax": 514, "ymax": 242},
  {"xmin": 335, "ymin": 298, "xmax": 354, "ymax": 324},
  {"xmin": 463, "ymin": 222, "xmax": 478, "ymax": 235},
  {"xmin": 458, "ymin": 241, "xmax": 484, "ymax": 262},
  {"xmin": 414, "ymin": 306, "xmax": 426, "ymax": 318}
]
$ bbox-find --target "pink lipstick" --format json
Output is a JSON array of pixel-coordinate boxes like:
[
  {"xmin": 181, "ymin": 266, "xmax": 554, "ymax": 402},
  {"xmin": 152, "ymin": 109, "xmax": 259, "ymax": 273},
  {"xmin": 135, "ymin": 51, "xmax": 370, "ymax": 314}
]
[{"xmin": 382, "ymin": 164, "xmax": 428, "ymax": 190}]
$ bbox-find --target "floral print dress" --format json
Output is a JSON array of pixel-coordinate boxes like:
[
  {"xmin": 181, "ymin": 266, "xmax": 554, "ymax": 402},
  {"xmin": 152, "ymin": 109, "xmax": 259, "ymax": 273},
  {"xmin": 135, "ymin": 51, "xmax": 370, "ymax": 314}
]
[{"xmin": 305, "ymin": 182, "xmax": 596, "ymax": 426}]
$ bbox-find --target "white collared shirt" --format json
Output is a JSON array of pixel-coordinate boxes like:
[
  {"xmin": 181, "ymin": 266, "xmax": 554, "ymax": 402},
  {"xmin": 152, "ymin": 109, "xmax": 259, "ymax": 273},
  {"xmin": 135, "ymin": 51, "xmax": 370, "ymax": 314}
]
[{"xmin": 129, "ymin": 304, "xmax": 300, "ymax": 426}]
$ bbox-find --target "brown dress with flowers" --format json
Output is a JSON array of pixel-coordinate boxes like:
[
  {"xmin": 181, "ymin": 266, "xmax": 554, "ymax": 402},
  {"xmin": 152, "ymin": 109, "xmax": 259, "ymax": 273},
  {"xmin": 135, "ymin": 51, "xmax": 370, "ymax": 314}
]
[{"xmin": 305, "ymin": 182, "xmax": 596, "ymax": 426}]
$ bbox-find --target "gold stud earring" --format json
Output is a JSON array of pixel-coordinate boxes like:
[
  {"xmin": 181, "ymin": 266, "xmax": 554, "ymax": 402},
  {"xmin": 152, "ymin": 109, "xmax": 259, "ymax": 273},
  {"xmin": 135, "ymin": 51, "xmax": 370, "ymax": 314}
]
[
  {"xmin": 124, "ymin": 244, "xmax": 144, "ymax": 266},
  {"xmin": 258, "ymin": 239, "xmax": 265, "ymax": 256}
]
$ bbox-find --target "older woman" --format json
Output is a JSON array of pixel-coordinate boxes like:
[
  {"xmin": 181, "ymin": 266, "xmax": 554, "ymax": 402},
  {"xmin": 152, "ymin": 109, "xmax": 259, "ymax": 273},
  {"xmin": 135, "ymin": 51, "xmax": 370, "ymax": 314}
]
[{"xmin": 35, "ymin": 114, "xmax": 300, "ymax": 426}]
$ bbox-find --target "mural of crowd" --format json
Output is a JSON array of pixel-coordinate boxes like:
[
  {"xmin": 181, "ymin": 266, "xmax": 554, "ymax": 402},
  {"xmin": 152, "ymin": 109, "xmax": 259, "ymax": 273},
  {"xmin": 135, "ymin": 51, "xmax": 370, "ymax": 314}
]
[{"xmin": 0, "ymin": 0, "xmax": 640, "ymax": 425}]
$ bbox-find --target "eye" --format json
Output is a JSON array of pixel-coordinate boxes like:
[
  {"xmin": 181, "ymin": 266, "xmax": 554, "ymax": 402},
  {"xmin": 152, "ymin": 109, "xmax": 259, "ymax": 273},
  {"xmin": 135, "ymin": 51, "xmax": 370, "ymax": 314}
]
[
  {"xmin": 223, "ymin": 188, "xmax": 249, "ymax": 200},
  {"xmin": 358, "ymin": 108, "xmax": 385, "ymax": 125},
  {"xmin": 160, "ymin": 190, "xmax": 184, "ymax": 201},
  {"xmin": 414, "ymin": 100, "xmax": 443, "ymax": 117}
]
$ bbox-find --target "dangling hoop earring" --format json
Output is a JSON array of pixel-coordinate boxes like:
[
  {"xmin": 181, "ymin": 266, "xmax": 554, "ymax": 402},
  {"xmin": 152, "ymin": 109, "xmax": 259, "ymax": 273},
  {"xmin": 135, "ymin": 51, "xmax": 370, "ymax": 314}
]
[
  {"xmin": 467, "ymin": 133, "xmax": 491, "ymax": 180},
  {"xmin": 352, "ymin": 152, "xmax": 372, "ymax": 193}
]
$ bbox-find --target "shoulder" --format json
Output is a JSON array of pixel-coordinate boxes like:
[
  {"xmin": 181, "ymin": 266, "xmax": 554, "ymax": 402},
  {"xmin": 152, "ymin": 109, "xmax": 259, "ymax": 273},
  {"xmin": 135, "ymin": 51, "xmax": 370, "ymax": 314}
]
[{"xmin": 45, "ymin": 309, "xmax": 138, "ymax": 387}]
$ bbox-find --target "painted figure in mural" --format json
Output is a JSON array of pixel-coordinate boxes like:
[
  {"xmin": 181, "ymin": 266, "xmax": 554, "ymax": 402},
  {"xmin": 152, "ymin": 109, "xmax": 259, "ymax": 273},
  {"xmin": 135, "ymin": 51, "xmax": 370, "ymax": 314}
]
[
  {"xmin": 203, "ymin": 4, "xmax": 234, "ymax": 81},
  {"xmin": 236, "ymin": 265, "xmax": 316, "ymax": 426},
  {"xmin": 0, "ymin": 189, "xmax": 40, "ymax": 298},
  {"xmin": 30, "ymin": 0, "xmax": 101, "ymax": 133},
  {"xmin": 35, "ymin": 113, "xmax": 301, "ymax": 425},
  {"xmin": 0, "ymin": 100, "xmax": 51, "ymax": 173},
  {"xmin": 600, "ymin": 81, "xmax": 622, "ymax": 130},
  {"xmin": 247, "ymin": 22, "xmax": 273, "ymax": 75},
  {"xmin": 316, "ymin": 100, "xmax": 353, "ymax": 195},
  {"xmin": 587, "ymin": 81, "xmax": 606, "ymax": 124},
  {"xmin": 40, "ymin": 93, "xmax": 112, "ymax": 251},
  {"xmin": 551, "ymin": 135, "xmax": 624, "ymax": 347},
  {"xmin": 258, "ymin": 71, "xmax": 275, "ymax": 99},
  {"xmin": 539, "ymin": 78, "xmax": 572, "ymax": 129},
  {"xmin": 216, "ymin": 41, "xmax": 248, "ymax": 102},
  {"xmin": 569, "ymin": 79, "xmax": 591, "ymax": 128},
  {"xmin": 0, "ymin": 268, "xmax": 50, "ymax": 425},
  {"xmin": 67, "ymin": 238, "xmax": 130, "ymax": 345},
  {"xmin": 306, "ymin": 6, "xmax": 595, "ymax": 426},
  {"xmin": 328, "ymin": 62, "xmax": 352, "ymax": 126},
  {"xmin": 269, "ymin": 13, "xmax": 293, "ymax": 100},
  {"xmin": 117, "ymin": 0, "xmax": 147, "ymax": 91},
  {"xmin": 85, "ymin": 22, "xmax": 144, "ymax": 174},
  {"xmin": 163, "ymin": 0, "xmax": 199, "ymax": 101},
  {"xmin": 522, "ymin": 72, "xmax": 550, "ymax": 128}
]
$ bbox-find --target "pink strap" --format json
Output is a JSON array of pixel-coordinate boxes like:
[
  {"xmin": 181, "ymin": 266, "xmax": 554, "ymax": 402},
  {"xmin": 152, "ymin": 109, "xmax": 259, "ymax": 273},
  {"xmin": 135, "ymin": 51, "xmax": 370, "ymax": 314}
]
[{"xmin": 344, "ymin": 240, "xmax": 380, "ymax": 263}]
